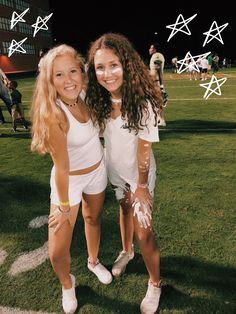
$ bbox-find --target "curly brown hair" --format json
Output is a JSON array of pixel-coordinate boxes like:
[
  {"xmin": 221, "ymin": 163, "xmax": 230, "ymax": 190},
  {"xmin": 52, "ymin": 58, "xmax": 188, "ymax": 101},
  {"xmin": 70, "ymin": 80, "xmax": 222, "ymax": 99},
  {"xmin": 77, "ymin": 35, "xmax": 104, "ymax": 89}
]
[{"xmin": 86, "ymin": 33, "xmax": 163, "ymax": 133}]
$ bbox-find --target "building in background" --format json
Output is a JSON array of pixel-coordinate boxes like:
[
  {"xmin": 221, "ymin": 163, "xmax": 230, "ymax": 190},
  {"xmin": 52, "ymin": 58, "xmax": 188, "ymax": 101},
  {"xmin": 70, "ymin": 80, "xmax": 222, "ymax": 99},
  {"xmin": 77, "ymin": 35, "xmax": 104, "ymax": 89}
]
[{"xmin": 0, "ymin": 0, "xmax": 53, "ymax": 73}]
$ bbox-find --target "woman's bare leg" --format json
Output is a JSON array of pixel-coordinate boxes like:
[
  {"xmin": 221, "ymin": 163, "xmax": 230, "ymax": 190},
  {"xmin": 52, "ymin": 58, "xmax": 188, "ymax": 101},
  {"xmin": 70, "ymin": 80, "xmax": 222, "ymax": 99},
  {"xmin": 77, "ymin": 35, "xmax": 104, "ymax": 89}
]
[
  {"xmin": 48, "ymin": 204, "xmax": 79, "ymax": 289},
  {"xmin": 119, "ymin": 202, "xmax": 134, "ymax": 253},
  {"xmin": 82, "ymin": 190, "xmax": 105, "ymax": 265},
  {"xmin": 134, "ymin": 217, "xmax": 160, "ymax": 285}
]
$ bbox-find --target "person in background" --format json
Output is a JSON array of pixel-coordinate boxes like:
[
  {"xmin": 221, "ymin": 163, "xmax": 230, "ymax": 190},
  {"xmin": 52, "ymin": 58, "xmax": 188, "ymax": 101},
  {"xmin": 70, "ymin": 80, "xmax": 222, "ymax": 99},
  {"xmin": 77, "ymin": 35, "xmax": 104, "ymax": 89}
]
[
  {"xmin": 171, "ymin": 56, "xmax": 178, "ymax": 73},
  {"xmin": 0, "ymin": 68, "xmax": 12, "ymax": 124},
  {"xmin": 149, "ymin": 42, "xmax": 167, "ymax": 126},
  {"xmin": 9, "ymin": 80, "xmax": 28, "ymax": 132},
  {"xmin": 207, "ymin": 53, "xmax": 213, "ymax": 74},
  {"xmin": 31, "ymin": 44, "xmax": 112, "ymax": 314},
  {"xmin": 86, "ymin": 33, "xmax": 163, "ymax": 314},
  {"xmin": 149, "ymin": 42, "xmax": 165, "ymax": 87},
  {"xmin": 196, "ymin": 56, "xmax": 203, "ymax": 80},
  {"xmin": 222, "ymin": 57, "xmax": 227, "ymax": 69},
  {"xmin": 188, "ymin": 60, "xmax": 198, "ymax": 80},
  {"xmin": 200, "ymin": 56, "xmax": 209, "ymax": 81},
  {"xmin": 212, "ymin": 53, "xmax": 219, "ymax": 74}
]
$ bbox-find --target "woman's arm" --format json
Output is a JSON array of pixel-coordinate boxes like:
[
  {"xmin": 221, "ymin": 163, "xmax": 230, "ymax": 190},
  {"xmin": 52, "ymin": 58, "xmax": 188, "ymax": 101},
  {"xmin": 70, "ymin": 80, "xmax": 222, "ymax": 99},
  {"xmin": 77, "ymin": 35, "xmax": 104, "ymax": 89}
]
[
  {"xmin": 48, "ymin": 120, "xmax": 72, "ymax": 233},
  {"xmin": 133, "ymin": 138, "xmax": 153, "ymax": 229},
  {"xmin": 49, "ymin": 121, "xmax": 69, "ymax": 204},
  {"xmin": 0, "ymin": 68, "xmax": 10, "ymax": 87},
  {"xmin": 137, "ymin": 138, "xmax": 151, "ymax": 185}
]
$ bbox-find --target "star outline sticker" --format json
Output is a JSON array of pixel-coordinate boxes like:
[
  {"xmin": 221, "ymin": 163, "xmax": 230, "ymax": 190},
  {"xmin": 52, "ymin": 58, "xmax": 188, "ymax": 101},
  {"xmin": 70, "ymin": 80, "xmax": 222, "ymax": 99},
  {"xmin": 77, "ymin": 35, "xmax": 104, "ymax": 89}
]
[
  {"xmin": 166, "ymin": 13, "xmax": 197, "ymax": 42},
  {"xmin": 200, "ymin": 75, "xmax": 227, "ymax": 100},
  {"xmin": 8, "ymin": 37, "xmax": 28, "ymax": 57},
  {"xmin": 203, "ymin": 21, "xmax": 229, "ymax": 47},
  {"xmin": 10, "ymin": 8, "xmax": 29, "ymax": 29},
  {"xmin": 177, "ymin": 51, "xmax": 211, "ymax": 74},
  {"xmin": 31, "ymin": 13, "xmax": 53, "ymax": 37}
]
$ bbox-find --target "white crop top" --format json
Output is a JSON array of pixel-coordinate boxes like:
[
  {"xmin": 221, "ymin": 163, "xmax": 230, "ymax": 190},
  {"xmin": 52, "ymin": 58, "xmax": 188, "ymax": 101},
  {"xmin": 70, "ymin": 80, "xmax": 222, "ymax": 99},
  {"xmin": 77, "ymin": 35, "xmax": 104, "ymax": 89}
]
[{"xmin": 56, "ymin": 93, "xmax": 103, "ymax": 171}]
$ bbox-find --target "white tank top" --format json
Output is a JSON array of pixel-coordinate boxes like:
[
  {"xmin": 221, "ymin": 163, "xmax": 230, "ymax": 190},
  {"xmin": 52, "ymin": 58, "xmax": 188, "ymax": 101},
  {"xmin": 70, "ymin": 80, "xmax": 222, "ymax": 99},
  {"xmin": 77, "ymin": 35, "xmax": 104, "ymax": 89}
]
[{"xmin": 56, "ymin": 95, "xmax": 103, "ymax": 171}]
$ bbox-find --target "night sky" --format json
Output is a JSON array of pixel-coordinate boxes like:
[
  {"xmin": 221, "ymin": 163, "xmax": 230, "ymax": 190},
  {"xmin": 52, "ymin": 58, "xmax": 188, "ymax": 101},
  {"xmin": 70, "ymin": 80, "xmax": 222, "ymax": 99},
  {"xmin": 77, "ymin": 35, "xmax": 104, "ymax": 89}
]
[{"xmin": 48, "ymin": 1, "xmax": 235, "ymax": 64}]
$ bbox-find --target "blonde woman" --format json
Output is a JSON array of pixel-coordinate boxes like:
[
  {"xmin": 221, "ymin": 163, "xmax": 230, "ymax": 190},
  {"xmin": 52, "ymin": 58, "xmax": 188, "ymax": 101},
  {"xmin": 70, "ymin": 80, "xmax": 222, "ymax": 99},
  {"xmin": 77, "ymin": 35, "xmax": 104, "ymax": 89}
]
[{"xmin": 31, "ymin": 44, "xmax": 112, "ymax": 314}]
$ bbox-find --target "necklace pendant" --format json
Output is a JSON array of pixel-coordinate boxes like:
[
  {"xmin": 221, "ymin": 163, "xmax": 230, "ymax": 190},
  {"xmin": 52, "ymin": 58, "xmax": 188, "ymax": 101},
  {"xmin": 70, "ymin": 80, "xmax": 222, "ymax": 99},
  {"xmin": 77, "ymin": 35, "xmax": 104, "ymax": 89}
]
[{"xmin": 61, "ymin": 99, "xmax": 77, "ymax": 107}]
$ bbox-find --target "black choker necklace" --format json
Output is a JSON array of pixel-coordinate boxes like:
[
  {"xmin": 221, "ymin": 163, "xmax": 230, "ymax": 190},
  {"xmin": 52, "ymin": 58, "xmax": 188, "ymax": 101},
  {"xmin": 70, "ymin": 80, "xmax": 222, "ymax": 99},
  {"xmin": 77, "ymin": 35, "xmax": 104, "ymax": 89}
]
[{"xmin": 62, "ymin": 98, "xmax": 78, "ymax": 107}]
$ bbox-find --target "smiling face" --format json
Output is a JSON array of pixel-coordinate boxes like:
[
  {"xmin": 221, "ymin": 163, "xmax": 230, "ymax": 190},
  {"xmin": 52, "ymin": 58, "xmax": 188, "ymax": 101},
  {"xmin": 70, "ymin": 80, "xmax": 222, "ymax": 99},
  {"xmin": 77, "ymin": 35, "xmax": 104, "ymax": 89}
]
[
  {"xmin": 94, "ymin": 48, "xmax": 123, "ymax": 97},
  {"xmin": 52, "ymin": 54, "xmax": 83, "ymax": 105}
]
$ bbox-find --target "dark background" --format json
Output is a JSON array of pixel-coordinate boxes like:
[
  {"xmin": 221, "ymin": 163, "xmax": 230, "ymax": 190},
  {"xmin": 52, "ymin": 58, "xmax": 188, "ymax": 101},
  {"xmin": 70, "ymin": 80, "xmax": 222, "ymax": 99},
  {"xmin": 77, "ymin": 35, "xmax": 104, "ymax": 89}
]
[{"xmin": 48, "ymin": 1, "xmax": 235, "ymax": 65}]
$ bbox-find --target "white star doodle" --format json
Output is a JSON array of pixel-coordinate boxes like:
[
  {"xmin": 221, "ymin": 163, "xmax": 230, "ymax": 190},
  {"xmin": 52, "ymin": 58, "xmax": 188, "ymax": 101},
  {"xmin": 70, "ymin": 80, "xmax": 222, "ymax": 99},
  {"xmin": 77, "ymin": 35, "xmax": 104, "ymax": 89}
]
[
  {"xmin": 166, "ymin": 13, "xmax": 197, "ymax": 42},
  {"xmin": 8, "ymin": 37, "xmax": 27, "ymax": 57},
  {"xmin": 203, "ymin": 21, "xmax": 229, "ymax": 47},
  {"xmin": 200, "ymin": 75, "xmax": 227, "ymax": 100},
  {"xmin": 10, "ymin": 8, "xmax": 29, "ymax": 29},
  {"xmin": 31, "ymin": 13, "xmax": 53, "ymax": 37},
  {"xmin": 177, "ymin": 51, "xmax": 211, "ymax": 74}
]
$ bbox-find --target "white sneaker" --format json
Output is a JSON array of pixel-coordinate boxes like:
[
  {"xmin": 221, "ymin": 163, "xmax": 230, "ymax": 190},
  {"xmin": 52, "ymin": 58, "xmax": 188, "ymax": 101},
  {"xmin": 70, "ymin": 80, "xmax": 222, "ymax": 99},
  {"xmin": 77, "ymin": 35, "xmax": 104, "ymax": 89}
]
[
  {"xmin": 62, "ymin": 274, "xmax": 77, "ymax": 314},
  {"xmin": 140, "ymin": 281, "xmax": 161, "ymax": 314},
  {"xmin": 87, "ymin": 258, "xmax": 112, "ymax": 285},
  {"xmin": 112, "ymin": 249, "xmax": 134, "ymax": 277}
]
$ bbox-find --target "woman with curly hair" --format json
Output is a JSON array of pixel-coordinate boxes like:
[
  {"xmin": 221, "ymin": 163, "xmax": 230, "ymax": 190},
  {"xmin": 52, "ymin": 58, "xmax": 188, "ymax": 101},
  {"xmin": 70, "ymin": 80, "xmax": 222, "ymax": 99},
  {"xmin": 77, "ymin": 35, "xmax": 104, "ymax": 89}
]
[
  {"xmin": 31, "ymin": 44, "xmax": 112, "ymax": 314},
  {"xmin": 86, "ymin": 33, "xmax": 163, "ymax": 314}
]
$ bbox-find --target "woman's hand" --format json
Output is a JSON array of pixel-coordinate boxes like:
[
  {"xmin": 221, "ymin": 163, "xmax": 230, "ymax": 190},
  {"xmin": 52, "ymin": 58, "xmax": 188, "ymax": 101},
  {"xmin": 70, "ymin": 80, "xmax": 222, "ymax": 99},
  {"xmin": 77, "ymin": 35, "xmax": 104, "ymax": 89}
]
[
  {"xmin": 132, "ymin": 185, "xmax": 153, "ymax": 229},
  {"xmin": 48, "ymin": 207, "xmax": 72, "ymax": 234}
]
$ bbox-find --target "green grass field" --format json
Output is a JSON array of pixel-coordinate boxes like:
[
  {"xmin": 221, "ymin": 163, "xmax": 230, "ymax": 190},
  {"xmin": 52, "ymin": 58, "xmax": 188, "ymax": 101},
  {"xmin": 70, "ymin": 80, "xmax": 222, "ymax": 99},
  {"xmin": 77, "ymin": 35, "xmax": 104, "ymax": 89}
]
[{"xmin": 0, "ymin": 69, "xmax": 236, "ymax": 313}]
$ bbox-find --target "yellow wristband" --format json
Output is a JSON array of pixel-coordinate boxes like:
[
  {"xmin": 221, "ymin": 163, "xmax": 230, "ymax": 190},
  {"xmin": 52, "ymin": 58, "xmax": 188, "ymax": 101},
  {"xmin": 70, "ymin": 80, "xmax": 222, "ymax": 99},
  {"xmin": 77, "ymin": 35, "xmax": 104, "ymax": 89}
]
[{"xmin": 60, "ymin": 200, "xmax": 69, "ymax": 206}]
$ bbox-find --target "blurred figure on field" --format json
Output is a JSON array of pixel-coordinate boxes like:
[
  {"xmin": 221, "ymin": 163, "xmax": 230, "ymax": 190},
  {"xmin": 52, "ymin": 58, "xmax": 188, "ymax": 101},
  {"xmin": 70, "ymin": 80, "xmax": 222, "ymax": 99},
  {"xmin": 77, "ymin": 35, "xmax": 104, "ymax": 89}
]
[
  {"xmin": 0, "ymin": 68, "xmax": 12, "ymax": 123},
  {"xmin": 188, "ymin": 60, "xmax": 198, "ymax": 80},
  {"xmin": 207, "ymin": 53, "xmax": 213, "ymax": 74},
  {"xmin": 171, "ymin": 56, "xmax": 178, "ymax": 73},
  {"xmin": 200, "ymin": 57, "xmax": 208, "ymax": 81},
  {"xmin": 222, "ymin": 57, "xmax": 227, "ymax": 69},
  {"xmin": 149, "ymin": 42, "xmax": 167, "ymax": 126},
  {"xmin": 212, "ymin": 54, "xmax": 219, "ymax": 74},
  {"xmin": 9, "ymin": 80, "xmax": 28, "ymax": 132},
  {"xmin": 196, "ymin": 57, "xmax": 203, "ymax": 80}
]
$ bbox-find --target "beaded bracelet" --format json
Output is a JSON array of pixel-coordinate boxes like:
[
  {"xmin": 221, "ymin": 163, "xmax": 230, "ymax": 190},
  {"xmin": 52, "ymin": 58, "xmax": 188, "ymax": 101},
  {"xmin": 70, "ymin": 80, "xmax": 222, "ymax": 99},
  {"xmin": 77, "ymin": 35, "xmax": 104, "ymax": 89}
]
[{"xmin": 57, "ymin": 206, "xmax": 70, "ymax": 213}]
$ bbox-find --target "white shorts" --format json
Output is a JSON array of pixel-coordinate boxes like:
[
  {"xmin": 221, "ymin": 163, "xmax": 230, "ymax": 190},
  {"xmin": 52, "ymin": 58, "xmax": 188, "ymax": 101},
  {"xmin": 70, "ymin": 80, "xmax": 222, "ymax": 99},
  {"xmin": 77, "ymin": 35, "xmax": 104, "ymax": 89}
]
[
  {"xmin": 108, "ymin": 166, "xmax": 156, "ymax": 201},
  {"xmin": 50, "ymin": 159, "xmax": 107, "ymax": 206}
]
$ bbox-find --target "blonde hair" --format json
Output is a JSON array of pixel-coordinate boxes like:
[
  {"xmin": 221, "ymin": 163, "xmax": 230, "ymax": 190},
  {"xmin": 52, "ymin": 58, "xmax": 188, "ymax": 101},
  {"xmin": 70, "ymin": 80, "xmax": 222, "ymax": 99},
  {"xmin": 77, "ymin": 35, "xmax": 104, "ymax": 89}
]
[{"xmin": 31, "ymin": 44, "xmax": 84, "ymax": 154}]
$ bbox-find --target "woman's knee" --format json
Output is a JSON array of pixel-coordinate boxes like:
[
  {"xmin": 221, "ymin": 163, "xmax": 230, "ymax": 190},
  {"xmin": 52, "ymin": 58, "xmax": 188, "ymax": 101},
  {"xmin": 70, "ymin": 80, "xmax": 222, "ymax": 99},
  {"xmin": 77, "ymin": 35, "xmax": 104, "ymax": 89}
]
[
  {"xmin": 120, "ymin": 199, "xmax": 133, "ymax": 214},
  {"xmin": 49, "ymin": 247, "xmax": 69, "ymax": 264},
  {"xmin": 83, "ymin": 214, "xmax": 101, "ymax": 226},
  {"xmin": 120, "ymin": 205, "xmax": 131, "ymax": 215},
  {"xmin": 135, "ymin": 228, "xmax": 155, "ymax": 247}
]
